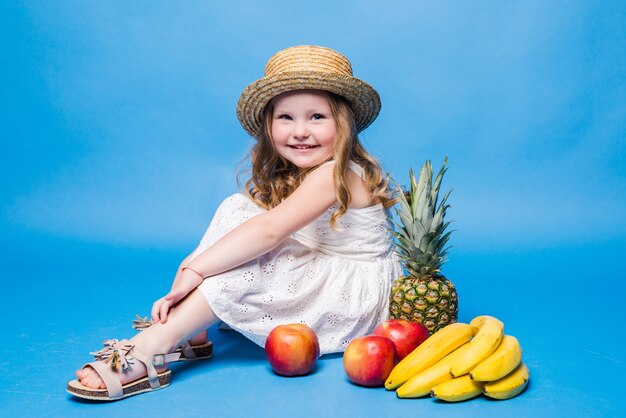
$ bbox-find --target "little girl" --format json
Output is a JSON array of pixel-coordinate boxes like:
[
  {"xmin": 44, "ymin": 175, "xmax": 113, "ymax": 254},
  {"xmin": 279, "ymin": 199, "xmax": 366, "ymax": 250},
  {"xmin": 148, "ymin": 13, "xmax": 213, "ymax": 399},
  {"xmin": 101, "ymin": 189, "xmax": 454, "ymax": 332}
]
[{"xmin": 67, "ymin": 45, "xmax": 402, "ymax": 400}]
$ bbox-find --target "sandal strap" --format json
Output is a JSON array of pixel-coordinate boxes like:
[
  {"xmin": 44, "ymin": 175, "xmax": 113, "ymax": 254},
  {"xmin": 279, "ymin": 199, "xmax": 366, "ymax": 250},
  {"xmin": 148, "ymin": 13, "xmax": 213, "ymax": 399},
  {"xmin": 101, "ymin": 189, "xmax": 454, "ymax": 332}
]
[
  {"xmin": 86, "ymin": 359, "xmax": 124, "ymax": 399},
  {"xmin": 179, "ymin": 341, "xmax": 197, "ymax": 359},
  {"xmin": 128, "ymin": 346, "xmax": 159, "ymax": 388},
  {"xmin": 127, "ymin": 343, "xmax": 181, "ymax": 389}
]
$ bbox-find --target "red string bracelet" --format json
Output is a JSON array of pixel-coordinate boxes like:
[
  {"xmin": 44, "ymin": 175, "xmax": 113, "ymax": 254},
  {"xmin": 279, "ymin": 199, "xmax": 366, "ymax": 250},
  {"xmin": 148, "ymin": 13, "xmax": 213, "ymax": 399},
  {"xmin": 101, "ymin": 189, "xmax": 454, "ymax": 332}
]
[{"xmin": 181, "ymin": 267, "xmax": 205, "ymax": 280}]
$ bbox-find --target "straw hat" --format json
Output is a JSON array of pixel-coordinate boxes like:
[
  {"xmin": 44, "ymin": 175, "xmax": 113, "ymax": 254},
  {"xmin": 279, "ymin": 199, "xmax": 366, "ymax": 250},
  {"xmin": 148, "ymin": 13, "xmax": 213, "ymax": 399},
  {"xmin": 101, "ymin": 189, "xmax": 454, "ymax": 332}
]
[{"xmin": 237, "ymin": 45, "xmax": 381, "ymax": 138}]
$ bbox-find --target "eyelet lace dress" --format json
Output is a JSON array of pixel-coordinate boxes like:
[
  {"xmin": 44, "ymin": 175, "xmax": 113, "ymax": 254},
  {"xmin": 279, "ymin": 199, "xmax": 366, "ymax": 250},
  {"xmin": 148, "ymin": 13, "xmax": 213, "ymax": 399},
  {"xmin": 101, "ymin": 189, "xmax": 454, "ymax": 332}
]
[{"xmin": 192, "ymin": 161, "xmax": 402, "ymax": 355}]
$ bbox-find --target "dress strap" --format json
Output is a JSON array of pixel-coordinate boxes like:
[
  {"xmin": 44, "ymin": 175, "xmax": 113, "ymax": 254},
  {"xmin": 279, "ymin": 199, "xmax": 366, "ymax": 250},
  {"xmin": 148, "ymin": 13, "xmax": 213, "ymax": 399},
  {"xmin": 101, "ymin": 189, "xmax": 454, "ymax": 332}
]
[
  {"xmin": 347, "ymin": 160, "xmax": 365, "ymax": 180},
  {"xmin": 319, "ymin": 160, "xmax": 366, "ymax": 181}
]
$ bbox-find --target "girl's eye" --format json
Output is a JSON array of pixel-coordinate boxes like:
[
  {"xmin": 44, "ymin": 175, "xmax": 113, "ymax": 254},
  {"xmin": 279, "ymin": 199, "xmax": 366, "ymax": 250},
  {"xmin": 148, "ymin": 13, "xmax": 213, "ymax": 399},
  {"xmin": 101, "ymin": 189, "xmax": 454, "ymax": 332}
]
[
  {"xmin": 277, "ymin": 114, "xmax": 292, "ymax": 120},
  {"xmin": 311, "ymin": 113, "xmax": 325, "ymax": 120}
]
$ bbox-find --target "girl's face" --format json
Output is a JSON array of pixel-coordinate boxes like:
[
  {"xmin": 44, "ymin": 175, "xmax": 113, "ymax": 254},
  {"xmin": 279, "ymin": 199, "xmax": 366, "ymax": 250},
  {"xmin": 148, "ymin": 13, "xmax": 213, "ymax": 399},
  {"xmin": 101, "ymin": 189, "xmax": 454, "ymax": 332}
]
[{"xmin": 270, "ymin": 90, "xmax": 337, "ymax": 170}]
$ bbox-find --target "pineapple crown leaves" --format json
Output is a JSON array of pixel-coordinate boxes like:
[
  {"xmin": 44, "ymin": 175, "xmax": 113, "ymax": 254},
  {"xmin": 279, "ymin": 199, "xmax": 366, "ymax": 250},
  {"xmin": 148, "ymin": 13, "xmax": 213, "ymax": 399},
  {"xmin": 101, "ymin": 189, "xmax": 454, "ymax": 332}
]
[{"xmin": 390, "ymin": 157, "xmax": 453, "ymax": 274}]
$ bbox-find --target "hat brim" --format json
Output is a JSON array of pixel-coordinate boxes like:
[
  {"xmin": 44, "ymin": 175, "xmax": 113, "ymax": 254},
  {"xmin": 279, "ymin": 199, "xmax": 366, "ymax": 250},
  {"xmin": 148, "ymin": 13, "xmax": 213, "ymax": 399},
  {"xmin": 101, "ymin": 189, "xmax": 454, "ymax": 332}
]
[{"xmin": 237, "ymin": 72, "xmax": 381, "ymax": 138}]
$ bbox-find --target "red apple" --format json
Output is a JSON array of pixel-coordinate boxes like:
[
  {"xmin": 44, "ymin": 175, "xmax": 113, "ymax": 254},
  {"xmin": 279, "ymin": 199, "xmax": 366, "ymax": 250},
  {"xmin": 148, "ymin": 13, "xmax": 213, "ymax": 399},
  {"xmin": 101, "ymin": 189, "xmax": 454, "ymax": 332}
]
[
  {"xmin": 372, "ymin": 319, "xmax": 430, "ymax": 360},
  {"xmin": 265, "ymin": 324, "xmax": 320, "ymax": 376},
  {"xmin": 343, "ymin": 335, "xmax": 398, "ymax": 387}
]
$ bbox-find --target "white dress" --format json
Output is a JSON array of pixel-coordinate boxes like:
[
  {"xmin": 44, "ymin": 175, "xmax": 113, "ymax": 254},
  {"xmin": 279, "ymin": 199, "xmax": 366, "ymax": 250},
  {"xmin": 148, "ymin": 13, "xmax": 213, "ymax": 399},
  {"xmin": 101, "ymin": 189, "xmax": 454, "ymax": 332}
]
[{"xmin": 192, "ymin": 161, "xmax": 402, "ymax": 355}]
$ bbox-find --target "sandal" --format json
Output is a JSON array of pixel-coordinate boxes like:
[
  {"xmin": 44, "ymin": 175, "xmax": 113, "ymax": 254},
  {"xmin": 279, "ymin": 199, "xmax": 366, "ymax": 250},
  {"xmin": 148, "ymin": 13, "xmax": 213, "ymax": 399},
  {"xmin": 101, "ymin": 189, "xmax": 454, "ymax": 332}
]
[
  {"xmin": 67, "ymin": 339, "xmax": 181, "ymax": 401},
  {"xmin": 132, "ymin": 315, "xmax": 213, "ymax": 361}
]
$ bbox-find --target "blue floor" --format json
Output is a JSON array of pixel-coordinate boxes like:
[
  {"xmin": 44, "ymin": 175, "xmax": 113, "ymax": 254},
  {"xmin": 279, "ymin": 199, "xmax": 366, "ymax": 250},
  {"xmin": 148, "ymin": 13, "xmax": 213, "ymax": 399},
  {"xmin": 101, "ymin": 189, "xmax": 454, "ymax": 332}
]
[{"xmin": 1, "ymin": 229, "xmax": 624, "ymax": 417}]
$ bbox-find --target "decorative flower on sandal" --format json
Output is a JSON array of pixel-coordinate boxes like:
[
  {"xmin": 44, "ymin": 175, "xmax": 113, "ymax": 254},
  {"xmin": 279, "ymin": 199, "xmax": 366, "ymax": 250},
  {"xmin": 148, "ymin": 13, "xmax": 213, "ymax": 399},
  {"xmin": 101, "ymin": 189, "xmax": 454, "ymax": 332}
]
[
  {"xmin": 132, "ymin": 314, "xmax": 153, "ymax": 331},
  {"xmin": 91, "ymin": 339, "xmax": 135, "ymax": 371}
]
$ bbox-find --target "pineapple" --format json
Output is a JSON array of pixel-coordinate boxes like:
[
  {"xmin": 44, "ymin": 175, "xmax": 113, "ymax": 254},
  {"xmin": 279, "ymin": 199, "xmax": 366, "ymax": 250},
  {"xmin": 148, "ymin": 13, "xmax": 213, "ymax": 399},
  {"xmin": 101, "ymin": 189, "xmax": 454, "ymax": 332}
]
[{"xmin": 389, "ymin": 158, "xmax": 458, "ymax": 333}]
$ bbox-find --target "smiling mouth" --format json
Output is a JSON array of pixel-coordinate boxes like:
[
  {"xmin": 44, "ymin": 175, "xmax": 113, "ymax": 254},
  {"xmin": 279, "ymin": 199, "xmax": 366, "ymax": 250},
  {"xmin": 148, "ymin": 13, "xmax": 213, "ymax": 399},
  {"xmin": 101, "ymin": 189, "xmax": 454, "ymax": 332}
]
[{"xmin": 288, "ymin": 145, "xmax": 320, "ymax": 150}]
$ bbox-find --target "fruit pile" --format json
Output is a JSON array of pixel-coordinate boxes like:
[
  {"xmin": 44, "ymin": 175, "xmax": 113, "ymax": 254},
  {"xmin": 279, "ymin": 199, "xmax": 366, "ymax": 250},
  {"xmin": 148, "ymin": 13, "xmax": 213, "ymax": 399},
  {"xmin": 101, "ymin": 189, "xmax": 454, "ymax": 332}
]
[
  {"xmin": 385, "ymin": 315, "xmax": 529, "ymax": 401},
  {"xmin": 263, "ymin": 316, "xmax": 528, "ymax": 402}
]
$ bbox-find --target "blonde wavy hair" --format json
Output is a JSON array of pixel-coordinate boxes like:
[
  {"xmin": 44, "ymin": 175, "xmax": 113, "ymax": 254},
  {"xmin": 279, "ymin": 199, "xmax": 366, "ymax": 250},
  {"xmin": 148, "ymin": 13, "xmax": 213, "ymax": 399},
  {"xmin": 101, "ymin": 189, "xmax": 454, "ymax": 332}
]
[{"xmin": 240, "ymin": 91, "xmax": 392, "ymax": 230}]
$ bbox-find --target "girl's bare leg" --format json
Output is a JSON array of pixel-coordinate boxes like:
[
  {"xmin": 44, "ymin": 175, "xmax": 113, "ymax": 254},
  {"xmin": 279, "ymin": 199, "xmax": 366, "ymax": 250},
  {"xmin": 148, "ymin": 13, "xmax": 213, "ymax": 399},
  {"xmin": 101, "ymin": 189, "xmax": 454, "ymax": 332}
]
[{"xmin": 76, "ymin": 289, "xmax": 218, "ymax": 389}]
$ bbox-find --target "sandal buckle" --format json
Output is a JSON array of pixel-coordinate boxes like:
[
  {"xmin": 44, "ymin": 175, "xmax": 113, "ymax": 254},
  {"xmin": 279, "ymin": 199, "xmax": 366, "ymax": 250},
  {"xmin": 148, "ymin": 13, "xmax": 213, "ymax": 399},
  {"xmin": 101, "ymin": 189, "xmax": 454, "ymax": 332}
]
[{"xmin": 153, "ymin": 354, "xmax": 166, "ymax": 366}]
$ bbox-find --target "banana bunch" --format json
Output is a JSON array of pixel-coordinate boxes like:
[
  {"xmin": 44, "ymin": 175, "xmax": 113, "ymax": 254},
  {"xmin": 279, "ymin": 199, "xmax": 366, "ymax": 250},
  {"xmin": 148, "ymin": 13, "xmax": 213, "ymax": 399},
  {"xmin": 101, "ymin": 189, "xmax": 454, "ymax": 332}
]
[{"xmin": 387, "ymin": 315, "xmax": 529, "ymax": 402}]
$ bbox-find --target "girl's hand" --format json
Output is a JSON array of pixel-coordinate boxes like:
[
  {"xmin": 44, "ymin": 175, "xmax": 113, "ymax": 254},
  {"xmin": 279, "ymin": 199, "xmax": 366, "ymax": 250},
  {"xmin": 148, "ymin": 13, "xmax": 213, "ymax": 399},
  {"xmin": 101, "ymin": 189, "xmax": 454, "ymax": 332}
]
[
  {"xmin": 151, "ymin": 296, "xmax": 172, "ymax": 324},
  {"xmin": 151, "ymin": 269, "xmax": 204, "ymax": 323}
]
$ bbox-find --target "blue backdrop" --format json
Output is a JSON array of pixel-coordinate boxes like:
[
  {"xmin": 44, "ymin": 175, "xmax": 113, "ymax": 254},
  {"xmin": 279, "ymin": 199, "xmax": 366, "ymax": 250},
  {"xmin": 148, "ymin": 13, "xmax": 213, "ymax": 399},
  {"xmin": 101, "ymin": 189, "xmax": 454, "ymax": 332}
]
[{"xmin": 1, "ymin": 1, "xmax": 624, "ymax": 417}]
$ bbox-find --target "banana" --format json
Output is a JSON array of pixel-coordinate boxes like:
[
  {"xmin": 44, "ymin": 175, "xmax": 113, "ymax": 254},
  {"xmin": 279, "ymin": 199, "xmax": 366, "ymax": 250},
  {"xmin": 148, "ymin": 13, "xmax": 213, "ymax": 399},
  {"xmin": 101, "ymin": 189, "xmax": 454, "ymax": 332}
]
[
  {"xmin": 385, "ymin": 322, "xmax": 473, "ymax": 390},
  {"xmin": 470, "ymin": 335, "xmax": 522, "ymax": 382},
  {"xmin": 396, "ymin": 342, "xmax": 473, "ymax": 398},
  {"xmin": 450, "ymin": 315, "xmax": 504, "ymax": 377},
  {"xmin": 483, "ymin": 362, "xmax": 530, "ymax": 400},
  {"xmin": 430, "ymin": 374, "xmax": 483, "ymax": 402}
]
